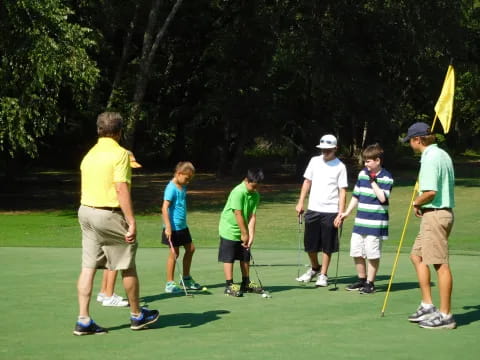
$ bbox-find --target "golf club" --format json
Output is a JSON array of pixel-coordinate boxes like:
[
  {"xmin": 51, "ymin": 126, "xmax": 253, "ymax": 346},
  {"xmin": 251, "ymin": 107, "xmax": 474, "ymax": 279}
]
[
  {"xmin": 248, "ymin": 249, "xmax": 271, "ymax": 297},
  {"xmin": 296, "ymin": 213, "xmax": 303, "ymax": 279},
  {"xmin": 167, "ymin": 236, "xmax": 193, "ymax": 298},
  {"xmin": 329, "ymin": 224, "xmax": 342, "ymax": 292}
]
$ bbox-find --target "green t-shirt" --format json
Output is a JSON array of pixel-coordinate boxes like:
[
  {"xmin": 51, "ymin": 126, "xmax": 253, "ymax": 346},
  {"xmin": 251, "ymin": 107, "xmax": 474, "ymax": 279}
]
[
  {"xmin": 219, "ymin": 182, "xmax": 260, "ymax": 241},
  {"xmin": 418, "ymin": 144, "xmax": 455, "ymax": 209}
]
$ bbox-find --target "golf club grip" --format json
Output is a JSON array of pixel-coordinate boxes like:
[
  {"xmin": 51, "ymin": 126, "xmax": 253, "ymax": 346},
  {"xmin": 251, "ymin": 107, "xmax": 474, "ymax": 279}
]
[{"xmin": 298, "ymin": 214, "xmax": 303, "ymax": 224}]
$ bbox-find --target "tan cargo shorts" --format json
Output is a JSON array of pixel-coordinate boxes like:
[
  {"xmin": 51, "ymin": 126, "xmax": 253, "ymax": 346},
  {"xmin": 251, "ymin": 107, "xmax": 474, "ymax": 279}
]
[{"xmin": 78, "ymin": 205, "xmax": 137, "ymax": 270}]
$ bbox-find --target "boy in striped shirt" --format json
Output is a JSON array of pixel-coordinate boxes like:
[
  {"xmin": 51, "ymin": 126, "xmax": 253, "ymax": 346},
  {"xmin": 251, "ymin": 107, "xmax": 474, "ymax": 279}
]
[{"xmin": 339, "ymin": 143, "xmax": 394, "ymax": 294}]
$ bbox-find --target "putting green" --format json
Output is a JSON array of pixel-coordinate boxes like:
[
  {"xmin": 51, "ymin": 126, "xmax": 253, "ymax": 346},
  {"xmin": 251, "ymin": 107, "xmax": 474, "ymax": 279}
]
[{"xmin": 1, "ymin": 247, "xmax": 479, "ymax": 360}]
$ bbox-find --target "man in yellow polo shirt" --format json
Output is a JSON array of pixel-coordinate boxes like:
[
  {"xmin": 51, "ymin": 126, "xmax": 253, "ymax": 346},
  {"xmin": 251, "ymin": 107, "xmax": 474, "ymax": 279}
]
[{"xmin": 73, "ymin": 112, "xmax": 159, "ymax": 335}]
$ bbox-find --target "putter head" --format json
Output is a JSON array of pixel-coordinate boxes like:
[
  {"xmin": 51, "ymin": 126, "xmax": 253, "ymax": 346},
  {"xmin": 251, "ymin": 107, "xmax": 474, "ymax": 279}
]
[{"xmin": 328, "ymin": 286, "xmax": 339, "ymax": 291}]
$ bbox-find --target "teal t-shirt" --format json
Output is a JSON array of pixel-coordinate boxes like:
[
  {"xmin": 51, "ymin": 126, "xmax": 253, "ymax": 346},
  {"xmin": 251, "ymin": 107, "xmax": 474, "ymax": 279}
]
[
  {"xmin": 219, "ymin": 182, "xmax": 260, "ymax": 241},
  {"xmin": 163, "ymin": 180, "xmax": 188, "ymax": 230},
  {"xmin": 418, "ymin": 144, "xmax": 455, "ymax": 209}
]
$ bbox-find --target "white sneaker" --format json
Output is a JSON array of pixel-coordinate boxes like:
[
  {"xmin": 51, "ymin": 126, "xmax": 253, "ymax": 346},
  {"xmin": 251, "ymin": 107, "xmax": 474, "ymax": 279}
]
[
  {"xmin": 102, "ymin": 293, "xmax": 129, "ymax": 307},
  {"xmin": 315, "ymin": 274, "xmax": 328, "ymax": 287},
  {"xmin": 296, "ymin": 269, "xmax": 319, "ymax": 282},
  {"xmin": 96, "ymin": 292, "xmax": 106, "ymax": 303}
]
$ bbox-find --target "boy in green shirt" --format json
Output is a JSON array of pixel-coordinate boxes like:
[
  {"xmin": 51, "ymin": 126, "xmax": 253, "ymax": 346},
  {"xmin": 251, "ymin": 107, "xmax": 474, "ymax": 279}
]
[{"xmin": 218, "ymin": 169, "xmax": 264, "ymax": 297}]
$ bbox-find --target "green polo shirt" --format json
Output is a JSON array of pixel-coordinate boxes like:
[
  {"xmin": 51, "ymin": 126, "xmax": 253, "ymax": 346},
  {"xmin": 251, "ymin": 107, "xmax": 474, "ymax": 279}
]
[
  {"xmin": 219, "ymin": 182, "xmax": 260, "ymax": 241},
  {"xmin": 418, "ymin": 144, "xmax": 455, "ymax": 209}
]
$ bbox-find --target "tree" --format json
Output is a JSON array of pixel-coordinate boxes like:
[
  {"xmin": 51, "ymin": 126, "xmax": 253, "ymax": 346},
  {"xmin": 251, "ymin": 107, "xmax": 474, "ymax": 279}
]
[{"xmin": 0, "ymin": 0, "xmax": 98, "ymax": 158}]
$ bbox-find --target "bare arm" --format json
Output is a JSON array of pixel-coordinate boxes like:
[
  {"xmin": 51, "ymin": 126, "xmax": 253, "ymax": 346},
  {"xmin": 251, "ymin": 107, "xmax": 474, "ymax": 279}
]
[
  {"xmin": 161, "ymin": 200, "xmax": 172, "ymax": 239},
  {"xmin": 413, "ymin": 190, "xmax": 437, "ymax": 217},
  {"xmin": 334, "ymin": 187, "xmax": 347, "ymax": 228},
  {"xmin": 234, "ymin": 209, "xmax": 249, "ymax": 247},
  {"xmin": 339, "ymin": 196, "xmax": 359, "ymax": 220},
  {"xmin": 115, "ymin": 182, "xmax": 136, "ymax": 243},
  {"xmin": 296, "ymin": 179, "xmax": 311, "ymax": 215},
  {"xmin": 247, "ymin": 213, "xmax": 256, "ymax": 248}
]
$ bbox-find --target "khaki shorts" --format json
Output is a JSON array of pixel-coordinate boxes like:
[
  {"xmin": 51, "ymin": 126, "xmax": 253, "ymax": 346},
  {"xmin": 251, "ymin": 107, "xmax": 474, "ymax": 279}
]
[
  {"xmin": 411, "ymin": 209, "xmax": 454, "ymax": 265},
  {"xmin": 78, "ymin": 205, "xmax": 137, "ymax": 270},
  {"xmin": 349, "ymin": 233, "xmax": 382, "ymax": 259}
]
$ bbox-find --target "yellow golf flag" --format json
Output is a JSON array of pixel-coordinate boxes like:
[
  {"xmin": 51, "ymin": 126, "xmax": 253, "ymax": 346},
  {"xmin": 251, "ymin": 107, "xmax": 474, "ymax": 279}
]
[{"xmin": 434, "ymin": 65, "xmax": 455, "ymax": 133}]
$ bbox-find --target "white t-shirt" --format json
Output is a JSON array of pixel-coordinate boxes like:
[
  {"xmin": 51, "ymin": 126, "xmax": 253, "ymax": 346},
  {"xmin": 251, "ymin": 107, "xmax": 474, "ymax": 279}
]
[{"xmin": 303, "ymin": 155, "xmax": 348, "ymax": 213}]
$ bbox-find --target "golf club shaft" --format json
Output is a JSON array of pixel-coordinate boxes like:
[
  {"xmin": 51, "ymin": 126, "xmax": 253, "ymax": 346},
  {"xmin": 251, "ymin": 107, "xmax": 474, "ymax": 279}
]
[
  {"xmin": 167, "ymin": 236, "xmax": 190, "ymax": 297},
  {"xmin": 296, "ymin": 213, "xmax": 303, "ymax": 278},
  {"xmin": 249, "ymin": 249, "xmax": 264, "ymax": 290}
]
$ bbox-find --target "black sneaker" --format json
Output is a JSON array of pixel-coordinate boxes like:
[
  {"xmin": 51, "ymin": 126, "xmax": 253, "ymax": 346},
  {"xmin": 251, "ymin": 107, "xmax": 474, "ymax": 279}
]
[
  {"xmin": 345, "ymin": 279, "xmax": 366, "ymax": 291},
  {"xmin": 73, "ymin": 319, "xmax": 108, "ymax": 336},
  {"xmin": 130, "ymin": 308, "xmax": 160, "ymax": 330},
  {"xmin": 224, "ymin": 284, "xmax": 243, "ymax": 297},
  {"xmin": 359, "ymin": 281, "xmax": 375, "ymax": 294},
  {"xmin": 241, "ymin": 281, "xmax": 264, "ymax": 294}
]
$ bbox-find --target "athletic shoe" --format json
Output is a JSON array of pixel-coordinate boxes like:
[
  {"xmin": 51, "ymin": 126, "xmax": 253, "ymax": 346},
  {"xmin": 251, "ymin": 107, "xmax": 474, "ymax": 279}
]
[
  {"xmin": 345, "ymin": 279, "xmax": 366, "ymax": 291},
  {"xmin": 182, "ymin": 277, "xmax": 201, "ymax": 290},
  {"xmin": 408, "ymin": 305, "xmax": 438, "ymax": 322},
  {"xmin": 102, "ymin": 293, "xmax": 129, "ymax": 307},
  {"xmin": 165, "ymin": 281, "xmax": 183, "ymax": 294},
  {"xmin": 315, "ymin": 274, "xmax": 328, "ymax": 287},
  {"xmin": 296, "ymin": 268, "xmax": 319, "ymax": 282},
  {"xmin": 241, "ymin": 281, "xmax": 264, "ymax": 294},
  {"xmin": 130, "ymin": 308, "xmax": 160, "ymax": 330},
  {"xmin": 224, "ymin": 284, "xmax": 243, "ymax": 297},
  {"xmin": 96, "ymin": 292, "xmax": 106, "ymax": 303},
  {"xmin": 359, "ymin": 281, "xmax": 375, "ymax": 294},
  {"xmin": 418, "ymin": 312, "xmax": 457, "ymax": 329},
  {"xmin": 73, "ymin": 319, "xmax": 108, "ymax": 336}
]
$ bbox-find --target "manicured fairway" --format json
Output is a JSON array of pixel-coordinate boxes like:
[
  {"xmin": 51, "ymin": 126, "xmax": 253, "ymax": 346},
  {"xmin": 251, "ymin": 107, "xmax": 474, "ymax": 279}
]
[{"xmin": 1, "ymin": 247, "xmax": 479, "ymax": 360}]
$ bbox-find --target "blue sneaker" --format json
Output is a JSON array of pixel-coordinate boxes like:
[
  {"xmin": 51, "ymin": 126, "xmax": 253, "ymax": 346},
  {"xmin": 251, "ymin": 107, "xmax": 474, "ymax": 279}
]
[
  {"xmin": 183, "ymin": 276, "xmax": 201, "ymax": 290},
  {"xmin": 130, "ymin": 308, "xmax": 160, "ymax": 330},
  {"xmin": 165, "ymin": 281, "xmax": 183, "ymax": 294},
  {"xmin": 73, "ymin": 319, "xmax": 107, "ymax": 336}
]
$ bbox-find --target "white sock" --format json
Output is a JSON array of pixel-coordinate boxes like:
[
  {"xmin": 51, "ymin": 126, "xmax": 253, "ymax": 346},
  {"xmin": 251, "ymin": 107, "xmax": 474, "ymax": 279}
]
[
  {"xmin": 421, "ymin": 302, "xmax": 434, "ymax": 309},
  {"xmin": 440, "ymin": 312, "xmax": 451, "ymax": 319},
  {"xmin": 78, "ymin": 316, "xmax": 91, "ymax": 325}
]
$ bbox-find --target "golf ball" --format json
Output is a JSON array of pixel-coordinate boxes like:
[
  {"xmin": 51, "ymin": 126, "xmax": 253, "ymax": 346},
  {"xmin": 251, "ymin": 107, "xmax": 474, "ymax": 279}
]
[
  {"xmin": 202, "ymin": 287, "xmax": 208, "ymax": 291},
  {"xmin": 261, "ymin": 292, "xmax": 271, "ymax": 298}
]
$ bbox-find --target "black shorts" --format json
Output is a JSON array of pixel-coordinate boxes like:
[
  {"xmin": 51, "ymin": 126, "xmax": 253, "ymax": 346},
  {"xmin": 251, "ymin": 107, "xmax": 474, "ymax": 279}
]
[
  {"xmin": 218, "ymin": 237, "xmax": 251, "ymax": 263},
  {"xmin": 161, "ymin": 227, "xmax": 193, "ymax": 247},
  {"xmin": 304, "ymin": 210, "xmax": 339, "ymax": 253}
]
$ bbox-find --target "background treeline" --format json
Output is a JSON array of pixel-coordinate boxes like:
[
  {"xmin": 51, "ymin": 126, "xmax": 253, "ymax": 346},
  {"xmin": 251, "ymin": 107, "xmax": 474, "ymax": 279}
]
[{"xmin": 1, "ymin": 0, "xmax": 479, "ymax": 176}]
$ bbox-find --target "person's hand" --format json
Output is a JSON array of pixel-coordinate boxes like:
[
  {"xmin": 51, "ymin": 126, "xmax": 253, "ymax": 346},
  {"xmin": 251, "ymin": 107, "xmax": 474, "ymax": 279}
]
[
  {"xmin": 333, "ymin": 214, "xmax": 343, "ymax": 228},
  {"xmin": 125, "ymin": 224, "xmax": 136, "ymax": 243},
  {"xmin": 241, "ymin": 232, "xmax": 249, "ymax": 248},
  {"xmin": 413, "ymin": 203, "xmax": 423, "ymax": 218},
  {"xmin": 295, "ymin": 203, "xmax": 304, "ymax": 216}
]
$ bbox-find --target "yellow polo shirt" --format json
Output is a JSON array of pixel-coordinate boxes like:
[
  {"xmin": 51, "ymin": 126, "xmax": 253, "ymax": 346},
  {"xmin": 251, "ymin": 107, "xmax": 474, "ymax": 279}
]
[{"xmin": 80, "ymin": 137, "xmax": 131, "ymax": 207}]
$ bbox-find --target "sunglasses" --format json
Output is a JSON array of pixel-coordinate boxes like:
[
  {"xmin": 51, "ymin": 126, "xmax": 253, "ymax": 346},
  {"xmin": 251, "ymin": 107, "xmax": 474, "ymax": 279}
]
[{"xmin": 320, "ymin": 140, "xmax": 335, "ymax": 145}]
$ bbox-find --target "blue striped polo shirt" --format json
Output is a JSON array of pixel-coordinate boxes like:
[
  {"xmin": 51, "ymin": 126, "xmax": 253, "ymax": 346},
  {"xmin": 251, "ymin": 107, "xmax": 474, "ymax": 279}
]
[{"xmin": 352, "ymin": 168, "xmax": 394, "ymax": 239}]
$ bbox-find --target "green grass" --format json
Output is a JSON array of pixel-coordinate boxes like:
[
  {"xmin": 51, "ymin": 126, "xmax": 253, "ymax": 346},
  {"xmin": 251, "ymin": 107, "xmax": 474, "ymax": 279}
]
[
  {"xmin": 1, "ymin": 183, "xmax": 479, "ymax": 254},
  {"xmin": 1, "ymin": 247, "xmax": 479, "ymax": 360},
  {"xmin": 1, "ymin": 174, "xmax": 479, "ymax": 359}
]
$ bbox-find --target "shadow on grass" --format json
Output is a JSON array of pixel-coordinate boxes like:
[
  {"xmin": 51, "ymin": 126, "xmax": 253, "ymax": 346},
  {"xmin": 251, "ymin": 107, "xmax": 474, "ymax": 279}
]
[
  {"xmin": 456, "ymin": 305, "xmax": 480, "ymax": 327},
  {"xmin": 106, "ymin": 310, "xmax": 230, "ymax": 332}
]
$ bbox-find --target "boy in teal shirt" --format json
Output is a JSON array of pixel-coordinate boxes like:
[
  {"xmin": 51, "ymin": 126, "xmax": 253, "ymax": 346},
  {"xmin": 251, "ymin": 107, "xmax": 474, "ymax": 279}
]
[{"xmin": 218, "ymin": 169, "xmax": 264, "ymax": 297}]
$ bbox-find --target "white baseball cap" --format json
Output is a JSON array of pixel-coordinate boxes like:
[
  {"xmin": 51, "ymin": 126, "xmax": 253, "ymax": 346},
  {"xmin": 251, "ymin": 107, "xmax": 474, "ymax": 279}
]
[{"xmin": 316, "ymin": 134, "xmax": 337, "ymax": 149}]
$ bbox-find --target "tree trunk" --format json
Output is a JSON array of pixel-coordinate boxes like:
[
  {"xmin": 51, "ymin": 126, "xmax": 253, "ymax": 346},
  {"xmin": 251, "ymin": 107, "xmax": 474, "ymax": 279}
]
[
  {"xmin": 125, "ymin": 0, "xmax": 184, "ymax": 147},
  {"xmin": 107, "ymin": 3, "xmax": 140, "ymax": 108}
]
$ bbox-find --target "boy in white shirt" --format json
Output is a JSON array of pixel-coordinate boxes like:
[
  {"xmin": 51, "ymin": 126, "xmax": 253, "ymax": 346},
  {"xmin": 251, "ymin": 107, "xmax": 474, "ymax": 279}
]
[{"xmin": 295, "ymin": 134, "xmax": 348, "ymax": 287}]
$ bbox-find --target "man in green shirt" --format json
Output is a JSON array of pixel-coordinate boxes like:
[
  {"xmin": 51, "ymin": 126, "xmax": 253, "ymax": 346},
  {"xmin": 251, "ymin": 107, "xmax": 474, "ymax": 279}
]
[
  {"xmin": 403, "ymin": 122, "xmax": 456, "ymax": 329},
  {"xmin": 218, "ymin": 169, "xmax": 264, "ymax": 297}
]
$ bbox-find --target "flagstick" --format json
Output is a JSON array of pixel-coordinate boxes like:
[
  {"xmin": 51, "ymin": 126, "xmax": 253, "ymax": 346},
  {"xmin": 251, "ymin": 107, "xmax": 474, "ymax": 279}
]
[{"xmin": 381, "ymin": 182, "xmax": 417, "ymax": 316}]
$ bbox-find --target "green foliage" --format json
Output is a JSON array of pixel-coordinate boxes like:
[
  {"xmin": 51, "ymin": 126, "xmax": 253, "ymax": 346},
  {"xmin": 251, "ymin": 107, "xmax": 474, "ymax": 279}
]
[{"xmin": 0, "ymin": 0, "xmax": 99, "ymax": 157}]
